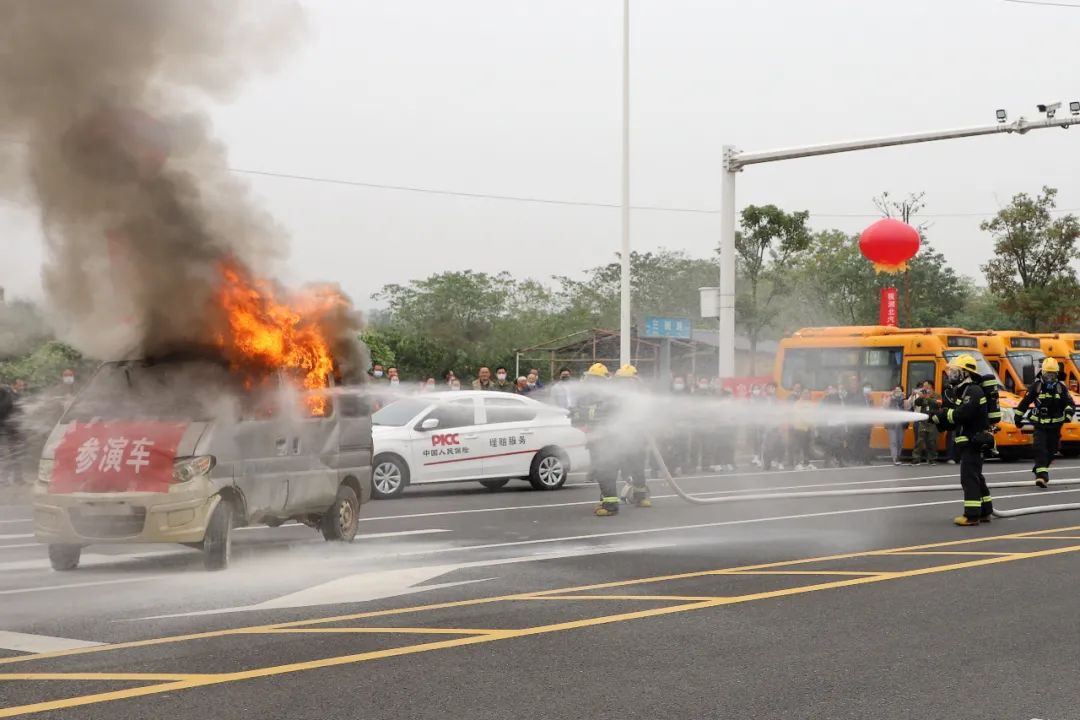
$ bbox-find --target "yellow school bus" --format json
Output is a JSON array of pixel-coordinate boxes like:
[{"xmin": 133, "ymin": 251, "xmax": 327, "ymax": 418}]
[
  {"xmin": 1035, "ymin": 333, "xmax": 1080, "ymax": 394},
  {"xmin": 774, "ymin": 326, "xmax": 1031, "ymax": 459},
  {"xmin": 971, "ymin": 330, "xmax": 1080, "ymax": 457}
]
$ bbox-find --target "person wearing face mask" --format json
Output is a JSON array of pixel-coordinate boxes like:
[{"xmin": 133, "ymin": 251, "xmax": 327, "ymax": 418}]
[
  {"xmin": 1016, "ymin": 357, "xmax": 1075, "ymax": 489},
  {"xmin": 842, "ymin": 378, "xmax": 874, "ymax": 466},
  {"xmin": 929, "ymin": 354, "xmax": 993, "ymax": 525},
  {"xmin": 884, "ymin": 386, "xmax": 907, "ymax": 465},
  {"xmin": 387, "ymin": 367, "xmax": 402, "ymax": 390},
  {"xmin": 421, "ymin": 377, "xmax": 437, "ymax": 393},
  {"xmin": 551, "ymin": 367, "xmax": 575, "ymax": 409},
  {"xmin": 818, "ymin": 384, "xmax": 846, "ymax": 468},
  {"xmin": 524, "ymin": 372, "xmax": 540, "ymax": 395},
  {"xmin": 491, "ymin": 366, "xmax": 515, "ymax": 393},
  {"xmin": 369, "ymin": 363, "xmax": 388, "ymax": 383}
]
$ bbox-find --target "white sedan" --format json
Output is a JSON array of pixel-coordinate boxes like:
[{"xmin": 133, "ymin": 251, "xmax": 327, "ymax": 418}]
[{"xmin": 369, "ymin": 391, "xmax": 589, "ymax": 498}]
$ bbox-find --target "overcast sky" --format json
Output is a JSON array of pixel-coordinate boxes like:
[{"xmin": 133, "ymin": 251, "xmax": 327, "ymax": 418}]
[{"xmin": 4, "ymin": 0, "xmax": 1080, "ymax": 314}]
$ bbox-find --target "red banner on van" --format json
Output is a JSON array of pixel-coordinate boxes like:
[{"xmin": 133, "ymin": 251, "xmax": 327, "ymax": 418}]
[{"xmin": 51, "ymin": 422, "xmax": 188, "ymax": 494}]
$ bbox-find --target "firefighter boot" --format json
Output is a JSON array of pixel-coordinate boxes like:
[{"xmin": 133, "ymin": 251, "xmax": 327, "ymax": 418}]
[
  {"xmin": 631, "ymin": 488, "xmax": 652, "ymax": 508},
  {"xmin": 953, "ymin": 516, "xmax": 981, "ymax": 527},
  {"xmin": 594, "ymin": 500, "xmax": 620, "ymax": 517}
]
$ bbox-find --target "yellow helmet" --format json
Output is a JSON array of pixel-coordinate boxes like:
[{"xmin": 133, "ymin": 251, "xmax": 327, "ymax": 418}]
[
  {"xmin": 947, "ymin": 354, "xmax": 978, "ymax": 374},
  {"xmin": 614, "ymin": 364, "xmax": 638, "ymax": 378},
  {"xmin": 585, "ymin": 362, "xmax": 610, "ymax": 378},
  {"xmin": 1042, "ymin": 357, "xmax": 1060, "ymax": 374}
]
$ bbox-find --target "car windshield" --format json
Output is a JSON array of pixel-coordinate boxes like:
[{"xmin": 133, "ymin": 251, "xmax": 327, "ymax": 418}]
[
  {"xmin": 942, "ymin": 350, "xmax": 995, "ymax": 378},
  {"xmin": 372, "ymin": 398, "xmax": 430, "ymax": 426},
  {"xmin": 61, "ymin": 360, "xmax": 238, "ymax": 423}
]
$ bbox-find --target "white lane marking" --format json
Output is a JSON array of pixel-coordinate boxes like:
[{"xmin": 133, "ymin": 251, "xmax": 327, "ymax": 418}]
[
  {"xmin": 138, "ymin": 540, "xmax": 675, "ymax": 619},
  {"xmin": 362, "ymin": 529, "xmax": 451, "ymax": 539},
  {"xmin": 398, "ymin": 488, "xmax": 1080, "ymax": 557},
  {"xmin": 0, "ymin": 575, "xmax": 166, "ymax": 596},
  {"xmin": 360, "ymin": 468, "xmax": 1045, "ymax": 523},
  {"xmin": 0, "ymin": 519, "xmax": 32, "ymax": 526},
  {"xmin": 0, "ymin": 534, "xmax": 33, "ymax": 540},
  {"xmin": 235, "ymin": 527, "xmax": 450, "ymax": 540},
  {"xmin": 0, "ymin": 630, "xmax": 104, "ymax": 653},
  {"xmin": 0, "ymin": 544, "xmax": 41, "ymax": 551},
  {"xmin": 0, "ymin": 549, "xmax": 192, "ymax": 573}
]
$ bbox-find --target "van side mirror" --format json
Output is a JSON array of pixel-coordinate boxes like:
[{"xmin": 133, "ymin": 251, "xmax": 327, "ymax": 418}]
[
  {"xmin": 420, "ymin": 418, "xmax": 439, "ymax": 431},
  {"xmin": 1022, "ymin": 365, "xmax": 1036, "ymax": 386}
]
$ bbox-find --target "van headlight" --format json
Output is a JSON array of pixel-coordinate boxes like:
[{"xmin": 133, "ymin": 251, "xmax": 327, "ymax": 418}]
[
  {"xmin": 1000, "ymin": 408, "xmax": 1016, "ymax": 426},
  {"xmin": 38, "ymin": 458, "xmax": 54, "ymax": 484},
  {"xmin": 172, "ymin": 456, "xmax": 216, "ymax": 484}
]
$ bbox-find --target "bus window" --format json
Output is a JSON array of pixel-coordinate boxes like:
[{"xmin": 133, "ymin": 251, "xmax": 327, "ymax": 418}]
[
  {"xmin": 861, "ymin": 348, "xmax": 903, "ymax": 390},
  {"xmin": 781, "ymin": 349, "xmax": 811, "ymax": 389},
  {"xmin": 818, "ymin": 348, "xmax": 860, "ymax": 389},
  {"xmin": 906, "ymin": 361, "xmax": 936, "ymax": 392}
]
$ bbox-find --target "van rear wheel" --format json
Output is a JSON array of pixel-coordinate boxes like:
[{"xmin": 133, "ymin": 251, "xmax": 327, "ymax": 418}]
[
  {"xmin": 48, "ymin": 544, "xmax": 81, "ymax": 571},
  {"xmin": 203, "ymin": 498, "xmax": 233, "ymax": 571},
  {"xmin": 321, "ymin": 485, "xmax": 360, "ymax": 542}
]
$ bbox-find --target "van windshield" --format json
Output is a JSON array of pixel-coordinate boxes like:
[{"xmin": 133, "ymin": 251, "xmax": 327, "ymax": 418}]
[
  {"xmin": 1005, "ymin": 350, "xmax": 1046, "ymax": 387},
  {"xmin": 62, "ymin": 361, "xmax": 239, "ymax": 423}
]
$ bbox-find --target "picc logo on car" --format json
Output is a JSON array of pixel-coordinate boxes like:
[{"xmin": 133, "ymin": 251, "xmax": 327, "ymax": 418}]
[{"xmin": 432, "ymin": 433, "xmax": 461, "ymax": 447}]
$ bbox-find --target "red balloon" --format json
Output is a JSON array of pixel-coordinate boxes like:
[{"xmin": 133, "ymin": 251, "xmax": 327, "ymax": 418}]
[{"xmin": 859, "ymin": 218, "xmax": 920, "ymax": 273}]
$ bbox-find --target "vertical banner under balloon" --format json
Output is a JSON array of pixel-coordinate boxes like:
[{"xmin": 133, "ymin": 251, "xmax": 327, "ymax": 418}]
[{"xmin": 880, "ymin": 287, "xmax": 899, "ymax": 326}]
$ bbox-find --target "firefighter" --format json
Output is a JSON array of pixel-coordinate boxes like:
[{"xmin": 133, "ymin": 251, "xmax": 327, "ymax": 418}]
[
  {"xmin": 613, "ymin": 364, "xmax": 651, "ymax": 508},
  {"xmin": 572, "ymin": 363, "xmax": 622, "ymax": 516},
  {"xmin": 1016, "ymin": 357, "xmax": 1076, "ymax": 489},
  {"xmin": 931, "ymin": 354, "xmax": 994, "ymax": 526}
]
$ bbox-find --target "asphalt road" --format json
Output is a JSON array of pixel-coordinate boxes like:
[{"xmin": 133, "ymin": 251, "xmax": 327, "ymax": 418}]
[{"xmin": 1, "ymin": 460, "xmax": 1079, "ymax": 719}]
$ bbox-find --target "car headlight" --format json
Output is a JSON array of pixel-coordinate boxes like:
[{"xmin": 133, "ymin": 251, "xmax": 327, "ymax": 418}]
[
  {"xmin": 1000, "ymin": 408, "xmax": 1015, "ymax": 426},
  {"xmin": 172, "ymin": 456, "xmax": 216, "ymax": 484},
  {"xmin": 38, "ymin": 458, "xmax": 54, "ymax": 484}
]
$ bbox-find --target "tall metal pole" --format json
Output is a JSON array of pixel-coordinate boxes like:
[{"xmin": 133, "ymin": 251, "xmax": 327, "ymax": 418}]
[
  {"xmin": 618, "ymin": 0, "xmax": 632, "ymax": 369},
  {"xmin": 718, "ymin": 146, "xmax": 737, "ymax": 379}
]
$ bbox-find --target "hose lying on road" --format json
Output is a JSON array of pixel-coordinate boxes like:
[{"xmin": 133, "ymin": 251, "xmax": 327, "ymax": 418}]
[{"xmin": 645, "ymin": 438, "xmax": 1080, "ymax": 519}]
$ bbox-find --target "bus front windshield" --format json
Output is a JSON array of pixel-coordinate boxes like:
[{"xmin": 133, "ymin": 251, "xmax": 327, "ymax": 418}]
[
  {"xmin": 943, "ymin": 350, "xmax": 995, "ymax": 378},
  {"xmin": 1005, "ymin": 349, "xmax": 1046, "ymax": 387}
]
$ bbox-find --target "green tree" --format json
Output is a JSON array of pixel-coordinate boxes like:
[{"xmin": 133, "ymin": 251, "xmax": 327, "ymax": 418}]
[
  {"xmin": 734, "ymin": 205, "xmax": 812, "ymax": 370},
  {"xmin": 787, "ymin": 231, "xmax": 970, "ymax": 330},
  {"xmin": 980, "ymin": 187, "xmax": 1080, "ymax": 331}
]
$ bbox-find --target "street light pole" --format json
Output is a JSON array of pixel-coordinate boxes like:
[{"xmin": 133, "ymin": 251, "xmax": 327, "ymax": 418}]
[
  {"xmin": 716, "ymin": 110, "xmax": 1080, "ymax": 379},
  {"xmin": 618, "ymin": 0, "xmax": 632, "ymax": 369}
]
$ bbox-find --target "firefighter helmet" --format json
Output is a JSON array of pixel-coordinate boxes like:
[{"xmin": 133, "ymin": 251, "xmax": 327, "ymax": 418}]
[
  {"xmin": 585, "ymin": 363, "xmax": 610, "ymax": 378},
  {"xmin": 947, "ymin": 354, "xmax": 978, "ymax": 374},
  {"xmin": 614, "ymin": 364, "xmax": 638, "ymax": 378},
  {"xmin": 1042, "ymin": 357, "xmax": 1060, "ymax": 374}
]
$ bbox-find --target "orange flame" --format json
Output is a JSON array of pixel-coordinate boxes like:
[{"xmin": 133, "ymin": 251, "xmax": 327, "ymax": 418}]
[{"xmin": 215, "ymin": 262, "xmax": 338, "ymax": 415}]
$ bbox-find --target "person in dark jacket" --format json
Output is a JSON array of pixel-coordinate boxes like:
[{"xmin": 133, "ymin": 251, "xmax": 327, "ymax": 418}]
[
  {"xmin": 931, "ymin": 355, "xmax": 993, "ymax": 526},
  {"xmin": 0, "ymin": 379, "xmax": 26, "ymax": 486},
  {"xmin": 1016, "ymin": 357, "xmax": 1076, "ymax": 488}
]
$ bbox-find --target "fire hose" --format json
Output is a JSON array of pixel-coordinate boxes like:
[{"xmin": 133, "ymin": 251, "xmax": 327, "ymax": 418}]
[{"xmin": 645, "ymin": 438, "xmax": 1080, "ymax": 518}]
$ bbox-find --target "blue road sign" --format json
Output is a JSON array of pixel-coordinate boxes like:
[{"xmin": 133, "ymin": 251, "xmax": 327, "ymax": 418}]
[{"xmin": 643, "ymin": 316, "xmax": 692, "ymax": 339}]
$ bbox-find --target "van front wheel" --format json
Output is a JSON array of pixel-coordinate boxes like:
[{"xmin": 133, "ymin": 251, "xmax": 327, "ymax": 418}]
[
  {"xmin": 48, "ymin": 544, "xmax": 81, "ymax": 571},
  {"xmin": 203, "ymin": 498, "xmax": 233, "ymax": 571},
  {"xmin": 321, "ymin": 485, "xmax": 360, "ymax": 542}
]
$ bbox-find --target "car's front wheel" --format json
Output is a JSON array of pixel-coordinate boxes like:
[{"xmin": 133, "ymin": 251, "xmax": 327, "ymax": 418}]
[
  {"xmin": 529, "ymin": 449, "xmax": 568, "ymax": 491},
  {"xmin": 372, "ymin": 455, "xmax": 408, "ymax": 499},
  {"xmin": 203, "ymin": 498, "xmax": 233, "ymax": 571},
  {"xmin": 321, "ymin": 484, "xmax": 360, "ymax": 542},
  {"xmin": 48, "ymin": 544, "xmax": 81, "ymax": 571}
]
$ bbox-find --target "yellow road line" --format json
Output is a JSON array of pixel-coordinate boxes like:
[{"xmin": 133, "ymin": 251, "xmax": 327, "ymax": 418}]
[
  {"xmin": 241, "ymin": 627, "xmax": 499, "ymax": 635},
  {"xmin": 0, "ymin": 673, "xmax": 215, "ymax": 682},
  {"xmin": 881, "ymin": 557, "xmax": 1015, "ymax": 561},
  {"xmin": 2, "ymin": 541, "xmax": 1079, "ymax": 718},
  {"xmin": 1009, "ymin": 535, "xmax": 1080, "ymax": 540},
  {"xmin": 514, "ymin": 594, "xmax": 725, "ymax": 602},
  {"xmin": 714, "ymin": 570, "xmax": 886, "ymax": 576},
  {"xmin": 2, "ymin": 523, "xmax": 1079, "ymax": 671}
]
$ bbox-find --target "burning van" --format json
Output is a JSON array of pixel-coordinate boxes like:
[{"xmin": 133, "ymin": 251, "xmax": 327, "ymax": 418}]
[{"xmin": 32, "ymin": 352, "xmax": 374, "ymax": 571}]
